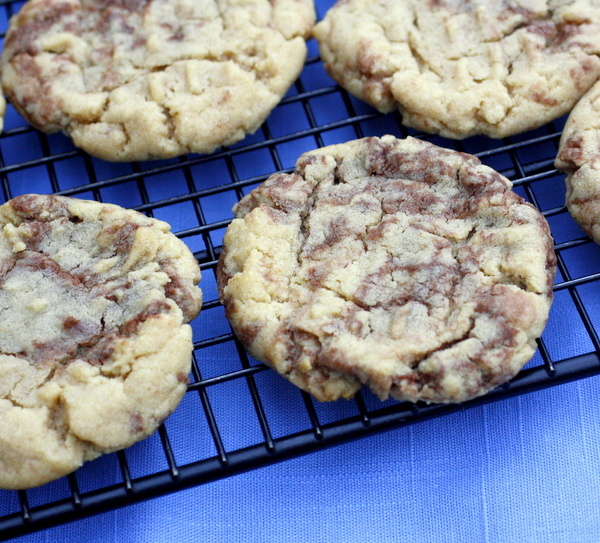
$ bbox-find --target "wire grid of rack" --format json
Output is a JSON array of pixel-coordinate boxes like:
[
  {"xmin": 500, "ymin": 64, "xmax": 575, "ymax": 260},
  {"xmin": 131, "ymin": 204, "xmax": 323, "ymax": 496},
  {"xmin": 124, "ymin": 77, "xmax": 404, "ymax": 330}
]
[{"xmin": 2, "ymin": 0, "xmax": 600, "ymax": 539}]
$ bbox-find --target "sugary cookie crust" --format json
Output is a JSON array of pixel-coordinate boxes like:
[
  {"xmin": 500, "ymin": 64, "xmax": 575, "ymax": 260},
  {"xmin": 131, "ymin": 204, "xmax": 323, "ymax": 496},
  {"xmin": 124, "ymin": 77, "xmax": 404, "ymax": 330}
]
[
  {"xmin": 0, "ymin": 0, "xmax": 315, "ymax": 161},
  {"xmin": 314, "ymin": 0, "xmax": 600, "ymax": 139},
  {"xmin": 217, "ymin": 136, "xmax": 556, "ymax": 404},
  {"xmin": 555, "ymin": 80, "xmax": 600, "ymax": 244},
  {"xmin": 0, "ymin": 194, "xmax": 202, "ymax": 489}
]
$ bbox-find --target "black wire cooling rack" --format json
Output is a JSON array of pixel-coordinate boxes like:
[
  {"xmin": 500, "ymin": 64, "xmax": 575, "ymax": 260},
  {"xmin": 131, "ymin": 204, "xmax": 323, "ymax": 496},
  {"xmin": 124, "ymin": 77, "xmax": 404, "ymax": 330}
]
[{"xmin": 2, "ymin": 0, "xmax": 600, "ymax": 539}]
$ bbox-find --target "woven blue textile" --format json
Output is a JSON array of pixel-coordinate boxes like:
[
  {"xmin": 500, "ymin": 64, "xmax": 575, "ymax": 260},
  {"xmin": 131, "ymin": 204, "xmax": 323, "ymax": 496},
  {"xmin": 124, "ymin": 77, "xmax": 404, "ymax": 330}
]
[{"xmin": 6, "ymin": 377, "xmax": 600, "ymax": 543}]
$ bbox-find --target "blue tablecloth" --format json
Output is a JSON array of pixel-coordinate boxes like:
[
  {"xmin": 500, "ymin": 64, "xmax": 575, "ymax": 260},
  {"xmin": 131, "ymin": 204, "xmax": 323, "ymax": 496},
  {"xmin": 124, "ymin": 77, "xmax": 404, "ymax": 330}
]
[{"xmin": 8, "ymin": 376, "xmax": 600, "ymax": 542}]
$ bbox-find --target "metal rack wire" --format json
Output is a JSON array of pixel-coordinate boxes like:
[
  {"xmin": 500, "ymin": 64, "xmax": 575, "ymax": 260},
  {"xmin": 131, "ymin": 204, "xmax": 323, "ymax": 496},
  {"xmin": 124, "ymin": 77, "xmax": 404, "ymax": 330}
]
[{"xmin": 2, "ymin": 0, "xmax": 600, "ymax": 539}]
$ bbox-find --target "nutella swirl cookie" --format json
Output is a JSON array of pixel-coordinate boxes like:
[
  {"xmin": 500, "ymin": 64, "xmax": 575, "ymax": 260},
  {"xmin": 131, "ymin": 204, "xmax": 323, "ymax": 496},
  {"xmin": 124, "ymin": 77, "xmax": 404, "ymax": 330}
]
[
  {"xmin": 0, "ymin": 0, "xmax": 315, "ymax": 161},
  {"xmin": 217, "ymin": 136, "xmax": 556, "ymax": 404},
  {"xmin": 0, "ymin": 194, "xmax": 202, "ymax": 489},
  {"xmin": 0, "ymin": 85, "xmax": 4, "ymax": 133},
  {"xmin": 314, "ymin": 0, "xmax": 600, "ymax": 139},
  {"xmin": 555, "ymin": 80, "xmax": 600, "ymax": 244}
]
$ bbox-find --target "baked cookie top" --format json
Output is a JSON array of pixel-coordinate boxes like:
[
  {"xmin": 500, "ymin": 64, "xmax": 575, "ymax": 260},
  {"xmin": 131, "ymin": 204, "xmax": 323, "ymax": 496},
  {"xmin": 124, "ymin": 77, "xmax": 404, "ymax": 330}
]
[
  {"xmin": 0, "ymin": 0, "xmax": 315, "ymax": 161},
  {"xmin": 314, "ymin": 0, "xmax": 600, "ymax": 139},
  {"xmin": 0, "ymin": 194, "xmax": 202, "ymax": 489},
  {"xmin": 555, "ymin": 80, "xmax": 600, "ymax": 244},
  {"xmin": 217, "ymin": 136, "xmax": 556, "ymax": 404}
]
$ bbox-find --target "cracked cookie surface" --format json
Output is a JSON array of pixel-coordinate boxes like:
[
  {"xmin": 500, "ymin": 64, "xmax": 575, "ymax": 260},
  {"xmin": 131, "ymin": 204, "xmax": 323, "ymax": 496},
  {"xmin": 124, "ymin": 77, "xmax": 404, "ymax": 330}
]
[
  {"xmin": 217, "ymin": 136, "xmax": 556, "ymax": 404},
  {"xmin": 0, "ymin": 0, "xmax": 315, "ymax": 161},
  {"xmin": 314, "ymin": 0, "xmax": 600, "ymax": 139},
  {"xmin": 555, "ymin": 80, "xmax": 600, "ymax": 244},
  {"xmin": 0, "ymin": 194, "xmax": 202, "ymax": 489}
]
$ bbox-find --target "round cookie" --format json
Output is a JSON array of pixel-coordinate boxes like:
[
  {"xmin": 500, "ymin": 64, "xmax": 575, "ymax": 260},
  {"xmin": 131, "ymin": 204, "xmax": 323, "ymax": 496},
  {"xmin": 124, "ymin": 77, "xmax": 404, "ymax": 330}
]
[
  {"xmin": 0, "ymin": 194, "xmax": 202, "ymax": 490},
  {"xmin": 313, "ymin": 0, "xmax": 600, "ymax": 139},
  {"xmin": 555, "ymin": 80, "xmax": 600, "ymax": 244},
  {"xmin": 0, "ymin": 84, "xmax": 5, "ymax": 133},
  {"xmin": 217, "ymin": 136, "xmax": 556, "ymax": 404},
  {"xmin": 0, "ymin": 0, "xmax": 315, "ymax": 162}
]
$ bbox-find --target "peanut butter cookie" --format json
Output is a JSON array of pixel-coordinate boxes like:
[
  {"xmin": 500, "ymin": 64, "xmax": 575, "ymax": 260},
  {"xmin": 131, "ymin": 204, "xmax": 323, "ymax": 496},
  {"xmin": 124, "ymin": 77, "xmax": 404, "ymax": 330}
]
[
  {"xmin": 217, "ymin": 136, "xmax": 556, "ymax": 404},
  {"xmin": 0, "ymin": 0, "xmax": 315, "ymax": 161},
  {"xmin": 555, "ymin": 80, "xmax": 600, "ymax": 244},
  {"xmin": 0, "ymin": 194, "xmax": 202, "ymax": 489},
  {"xmin": 314, "ymin": 0, "xmax": 600, "ymax": 139}
]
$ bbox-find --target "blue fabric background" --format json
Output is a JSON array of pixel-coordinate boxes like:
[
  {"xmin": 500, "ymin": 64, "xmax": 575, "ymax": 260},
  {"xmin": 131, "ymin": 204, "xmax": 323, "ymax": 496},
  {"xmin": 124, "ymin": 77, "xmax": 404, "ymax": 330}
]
[{"xmin": 8, "ymin": 377, "xmax": 600, "ymax": 542}]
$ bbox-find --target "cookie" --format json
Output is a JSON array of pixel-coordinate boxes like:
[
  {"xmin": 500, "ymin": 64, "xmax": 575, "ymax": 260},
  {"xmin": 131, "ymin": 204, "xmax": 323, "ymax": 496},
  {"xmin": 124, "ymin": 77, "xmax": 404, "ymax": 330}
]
[
  {"xmin": 0, "ymin": 0, "xmax": 315, "ymax": 162},
  {"xmin": 217, "ymin": 136, "xmax": 556, "ymax": 404},
  {"xmin": 0, "ymin": 84, "xmax": 5, "ymax": 133},
  {"xmin": 555, "ymin": 80, "xmax": 600, "ymax": 244},
  {"xmin": 313, "ymin": 0, "xmax": 600, "ymax": 139},
  {"xmin": 0, "ymin": 194, "xmax": 202, "ymax": 490}
]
